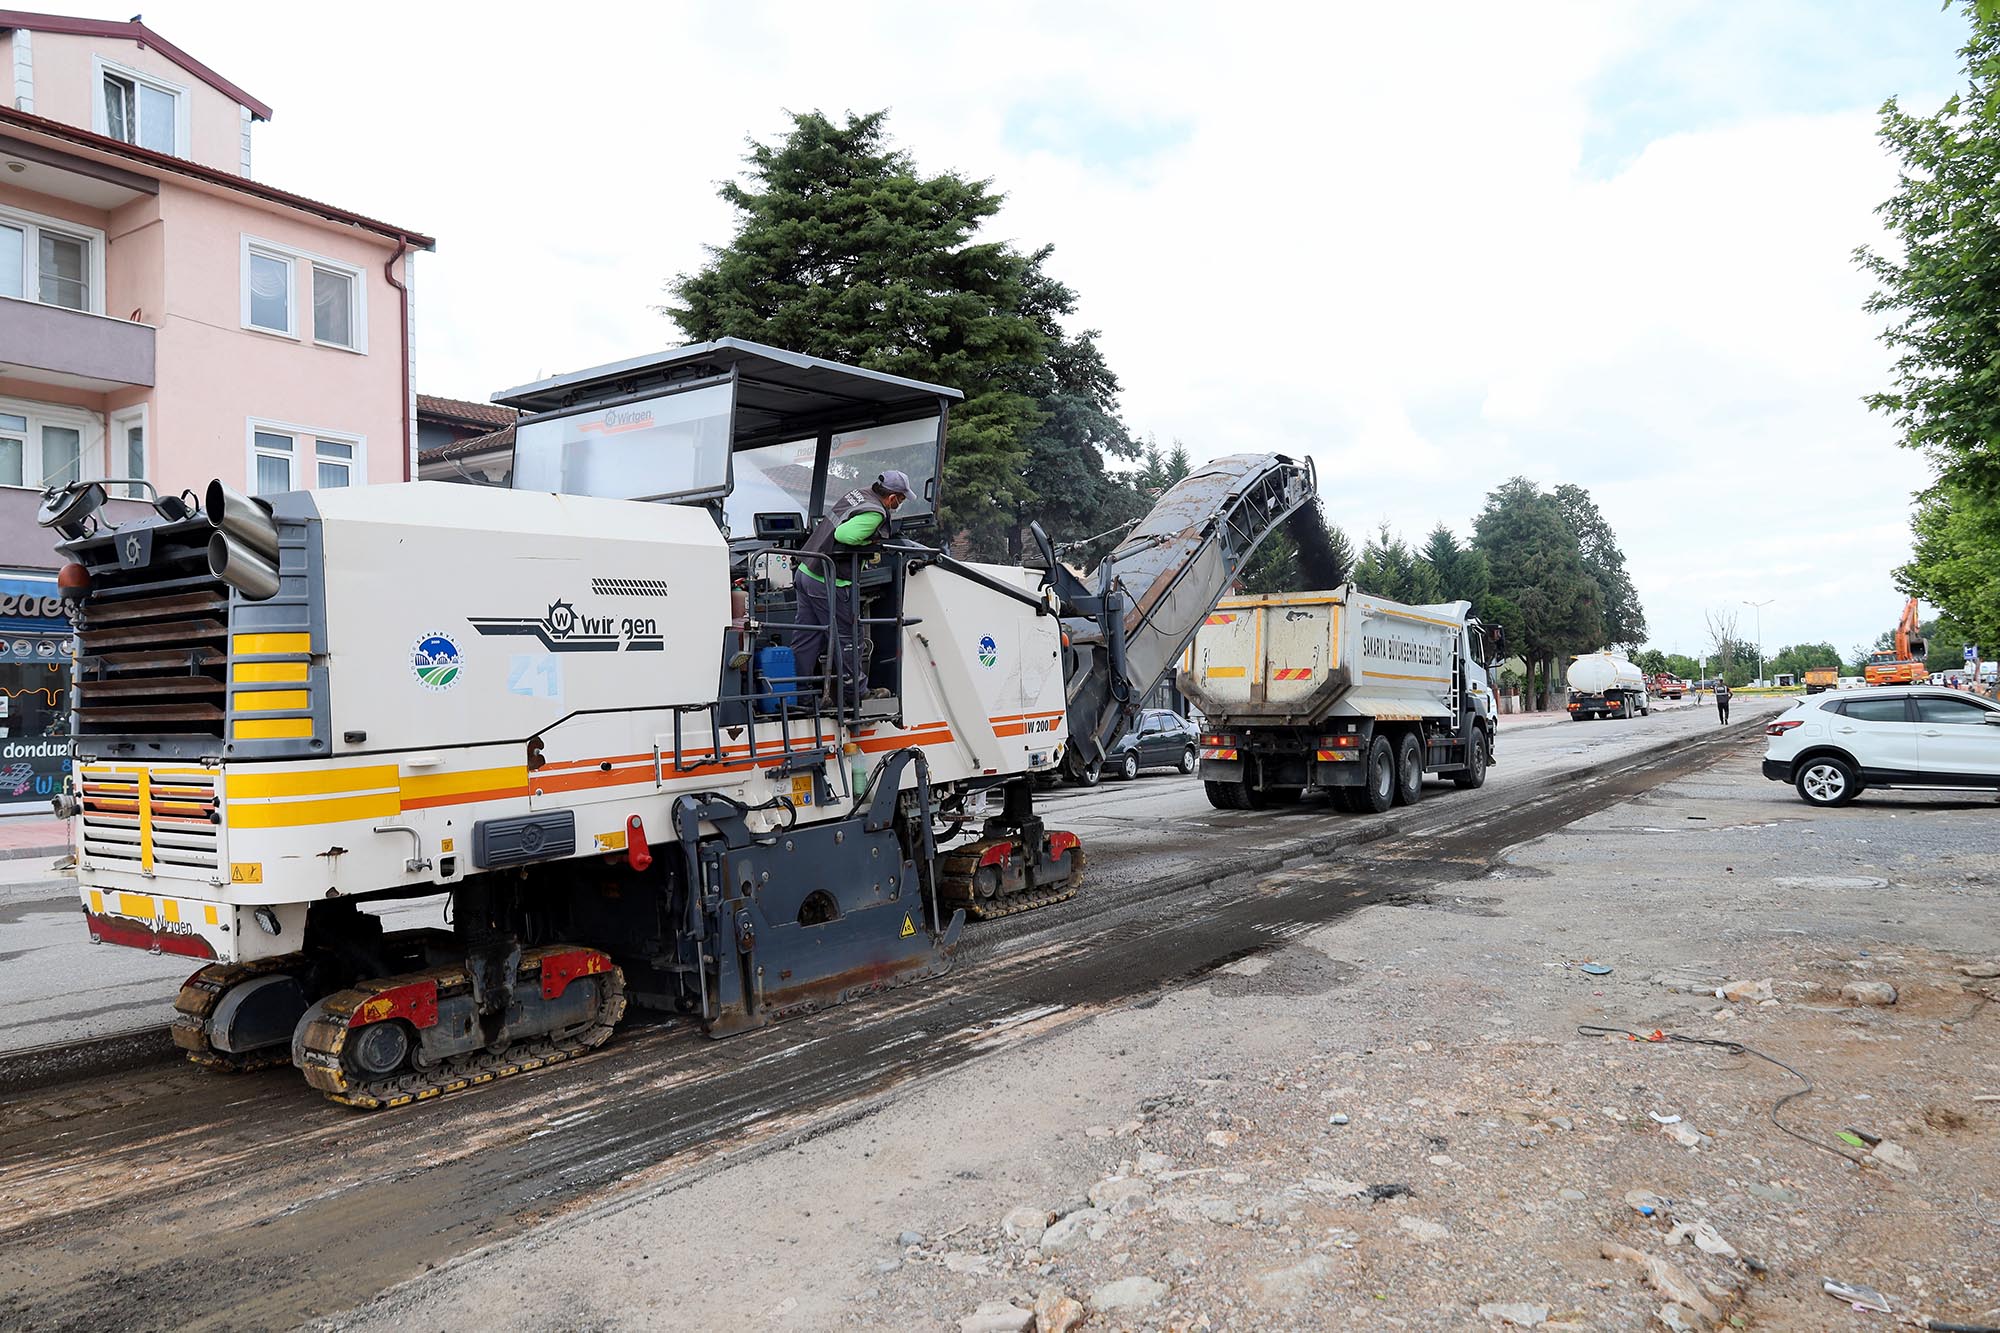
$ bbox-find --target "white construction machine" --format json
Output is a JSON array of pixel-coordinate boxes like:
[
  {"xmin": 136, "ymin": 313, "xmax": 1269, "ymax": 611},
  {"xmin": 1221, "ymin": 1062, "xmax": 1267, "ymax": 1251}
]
[{"xmin": 39, "ymin": 340, "xmax": 1328, "ymax": 1108}]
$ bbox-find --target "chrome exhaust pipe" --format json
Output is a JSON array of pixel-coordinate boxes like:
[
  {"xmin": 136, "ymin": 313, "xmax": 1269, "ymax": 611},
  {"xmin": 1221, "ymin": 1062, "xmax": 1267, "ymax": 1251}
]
[
  {"xmin": 208, "ymin": 530, "xmax": 280, "ymax": 601},
  {"xmin": 203, "ymin": 480, "xmax": 279, "ymax": 562}
]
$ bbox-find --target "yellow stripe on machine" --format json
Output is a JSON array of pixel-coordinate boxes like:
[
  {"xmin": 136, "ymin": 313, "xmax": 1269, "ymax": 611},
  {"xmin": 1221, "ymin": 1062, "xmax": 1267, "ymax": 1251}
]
[
  {"xmin": 233, "ymin": 717, "xmax": 314, "ymax": 741},
  {"xmin": 228, "ymin": 790, "xmax": 400, "ymax": 829},
  {"xmin": 229, "ymin": 765, "xmax": 398, "ymax": 799},
  {"xmin": 233, "ymin": 632, "xmax": 311, "ymax": 656},
  {"xmin": 232, "ymin": 661, "xmax": 308, "ymax": 684},
  {"xmin": 117, "ymin": 892, "xmax": 154, "ymax": 918},
  {"xmin": 399, "ymin": 765, "xmax": 529, "ymax": 803},
  {"xmin": 234, "ymin": 690, "xmax": 310, "ymax": 712},
  {"xmin": 1205, "ymin": 666, "xmax": 1247, "ymax": 679},
  {"xmin": 137, "ymin": 768, "xmax": 153, "ymax": 872}
]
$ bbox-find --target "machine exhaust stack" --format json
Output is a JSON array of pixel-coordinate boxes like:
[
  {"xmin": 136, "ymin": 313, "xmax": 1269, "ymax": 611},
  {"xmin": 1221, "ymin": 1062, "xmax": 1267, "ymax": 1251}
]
[
  {"xmin": 208, "ymin": 530, "xmax": 280, "ymax": 600},
  {"xmin": 204, "ymin": 480, "xmax": 281, "ymax": 599},
  {"xmin": 204, "ymin": 480, "xmax": 280, "ymax": 560}
]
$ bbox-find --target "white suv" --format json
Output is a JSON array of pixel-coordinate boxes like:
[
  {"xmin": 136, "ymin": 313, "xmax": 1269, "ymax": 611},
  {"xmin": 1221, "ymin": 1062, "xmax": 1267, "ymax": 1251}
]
[{"xmin": 1763, "ymin": 686, "xmax": 2000, "ymax": 807}]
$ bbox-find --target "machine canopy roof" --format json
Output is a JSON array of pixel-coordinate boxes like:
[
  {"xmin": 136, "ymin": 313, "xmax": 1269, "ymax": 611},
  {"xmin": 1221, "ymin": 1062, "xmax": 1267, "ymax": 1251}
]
[{"xmin": 492, "ymin": 337, "xmax": 963, "ymax": 450}]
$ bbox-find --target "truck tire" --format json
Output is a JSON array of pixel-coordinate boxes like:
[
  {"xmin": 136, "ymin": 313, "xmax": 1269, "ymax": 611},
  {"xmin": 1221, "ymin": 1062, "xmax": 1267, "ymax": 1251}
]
[
  {"xmin": 1393, "ymin": 733, "xmax": 1423, "ymax": 806},
  {"xmin": 1451, "ymin": 728, "xmax": 1488, "ymax": 788},
  {"xmin": 1362, "ymin": 736, "xmax": 1396, "ymax": 813},
  {"xmin": 1074, "ymin": 760, "xmax": 1102, "ymax": 788},
  {"xmin": 1204, "ymin": 778, "xmax": 1264, "ymax": 810}
]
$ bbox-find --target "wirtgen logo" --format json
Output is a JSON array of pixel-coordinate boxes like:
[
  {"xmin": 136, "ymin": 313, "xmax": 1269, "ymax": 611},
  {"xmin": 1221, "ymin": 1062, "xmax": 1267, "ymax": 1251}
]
[{"xmin": 470, "ymin": 598, "xmax": 663, "ymax": 653}]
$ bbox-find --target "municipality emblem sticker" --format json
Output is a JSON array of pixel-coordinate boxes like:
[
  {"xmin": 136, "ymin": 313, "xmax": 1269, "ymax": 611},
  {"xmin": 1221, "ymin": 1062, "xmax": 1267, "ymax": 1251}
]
[
  {"xmin": 412, "ymin": 631, "xmax": 462, "ymax": 691},
  {"xmin": 977, "ymin": 634, "xmax": 998, "ymax": 669}
]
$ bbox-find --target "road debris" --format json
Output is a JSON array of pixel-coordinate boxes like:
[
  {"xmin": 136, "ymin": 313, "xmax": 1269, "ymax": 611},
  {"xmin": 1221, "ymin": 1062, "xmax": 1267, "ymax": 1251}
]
[{"xmin": 1822, "ymin": 1277, "xmax": 1893, "ymax": 1314}]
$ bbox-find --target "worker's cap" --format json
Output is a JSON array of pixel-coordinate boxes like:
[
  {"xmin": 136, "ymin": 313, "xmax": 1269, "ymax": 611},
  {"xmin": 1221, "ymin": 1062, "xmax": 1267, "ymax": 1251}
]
[{"xmin": 875, "ymin": 470, "xmax": 913, "ymax": 497}]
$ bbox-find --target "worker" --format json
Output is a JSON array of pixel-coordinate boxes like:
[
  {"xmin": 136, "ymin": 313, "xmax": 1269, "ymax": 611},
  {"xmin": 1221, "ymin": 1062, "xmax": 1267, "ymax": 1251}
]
[
  {"xmin": 1715, "ymin": 678, "xmax": 1732, "ymax": 724},
  {"xmin": 790, "ymin": 470, "xmax": 910, "ymax": 709}
]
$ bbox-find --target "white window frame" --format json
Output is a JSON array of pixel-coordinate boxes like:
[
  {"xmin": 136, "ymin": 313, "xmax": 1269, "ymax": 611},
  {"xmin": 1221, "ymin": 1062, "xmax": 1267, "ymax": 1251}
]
[
  {"xmin": 308, "ymin": 258, "xmax": 366, "ymax": 353},
  {"xmin": 91, "ymin": 56, "xmax": 190, "ymax": 157},
  {"xmin": 0, "ymin": 395, "xmax": 105, "ymax": 492},
  {"xmin": 245, "ymin": 418, "xmax": 368, "ymax": 494},
  {"xmin": 239, "ymin": 235, "xmax": 367, "ymax": 352},
  {"xmin": 0, "ymin": 202, "xmax": 106, "ymax": 316},
  {"xmin": 109, "ymin": 403, "xmax": 148, "ymax": 498},
  {"xmin": 240, "ymin": 239, "xmax": 297, "ymax": 338}
]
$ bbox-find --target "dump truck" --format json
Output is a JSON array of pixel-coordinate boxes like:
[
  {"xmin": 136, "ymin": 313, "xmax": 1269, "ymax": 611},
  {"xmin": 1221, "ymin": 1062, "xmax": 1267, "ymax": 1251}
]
[
  {"xmin": 1178, "ymin": 586, "xmax": 1502, "ymax": 811},
  {"xmin": 1566, "ymin": 652, "xmax": 1648, "ymax": 720},
  {"xmin": 38, "ymin": 339, "xmax": 1338, "ymax": 1109},
  {"xmin": 1803, "ymin": 666, "xmax": 1838, "ymax": 694}
]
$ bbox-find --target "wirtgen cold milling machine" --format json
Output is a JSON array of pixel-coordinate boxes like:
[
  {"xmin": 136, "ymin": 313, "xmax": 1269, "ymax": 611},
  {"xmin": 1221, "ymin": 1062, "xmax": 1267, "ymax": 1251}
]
[{"xmin": 40, "ymin": 340, "xmax": 1324, "ymax": 1107}]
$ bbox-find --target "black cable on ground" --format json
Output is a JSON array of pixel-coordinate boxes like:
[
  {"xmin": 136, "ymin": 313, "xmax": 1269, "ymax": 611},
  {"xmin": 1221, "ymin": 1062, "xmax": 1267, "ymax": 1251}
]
[{"xmin": 1577, "ymin": 1024, "xmax": 1863, "ymax": 1165}]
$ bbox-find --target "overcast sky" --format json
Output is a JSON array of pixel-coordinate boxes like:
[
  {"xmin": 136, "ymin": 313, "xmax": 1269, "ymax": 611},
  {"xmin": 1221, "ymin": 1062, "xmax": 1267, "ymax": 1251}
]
[{"xmin": 129, "ymin": 1, "xmax": 1969, "ymax": 660}]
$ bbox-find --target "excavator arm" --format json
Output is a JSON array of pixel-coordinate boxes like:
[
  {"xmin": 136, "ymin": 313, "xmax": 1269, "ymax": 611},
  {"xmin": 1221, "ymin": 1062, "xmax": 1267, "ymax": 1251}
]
[{"xmin": 1035, "ymin": 454, "xmax": 1332, "ymax": 778}]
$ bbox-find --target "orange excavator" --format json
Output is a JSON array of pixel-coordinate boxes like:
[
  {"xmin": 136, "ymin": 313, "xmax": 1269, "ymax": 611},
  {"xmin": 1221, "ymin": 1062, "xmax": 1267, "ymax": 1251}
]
[{"xmin": 1864, "ymin": 597, "xmax": 1928, "ymax": 685}]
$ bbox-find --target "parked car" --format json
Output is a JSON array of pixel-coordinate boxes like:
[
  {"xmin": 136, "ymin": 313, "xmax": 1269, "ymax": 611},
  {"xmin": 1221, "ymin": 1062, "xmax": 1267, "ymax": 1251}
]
[
  {"xmin": 1762, "ymin": 686, "xmax": 2000, "ymax": 807},
  {"xmin": 1077, "ymin": 709, "xmax": 1200, "ymax": 784}
]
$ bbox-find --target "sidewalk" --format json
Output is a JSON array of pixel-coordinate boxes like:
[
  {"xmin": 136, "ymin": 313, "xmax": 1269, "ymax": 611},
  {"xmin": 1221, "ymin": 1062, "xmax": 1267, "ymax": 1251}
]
[{"xmin": 0, "ymin": 814, "xmax": 67, "ymax": 861}]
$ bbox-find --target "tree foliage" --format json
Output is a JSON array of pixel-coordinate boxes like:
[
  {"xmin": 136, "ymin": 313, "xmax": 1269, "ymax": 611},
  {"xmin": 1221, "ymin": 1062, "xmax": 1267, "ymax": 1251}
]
[
  {"xmin": 1551, "ymin": 485, "xmax": 1646, "ymax": 649},
  {"xmin": 1860, "ymin": 6, "xmax": 2000, "ymax": 652},
  {"xmin": 666, "ymin": 110, "xmax": 1132, "ymax": 556},
  {"xmin": 1473, "ymin": 478, "xmax": 1603, "ymax": 708}
]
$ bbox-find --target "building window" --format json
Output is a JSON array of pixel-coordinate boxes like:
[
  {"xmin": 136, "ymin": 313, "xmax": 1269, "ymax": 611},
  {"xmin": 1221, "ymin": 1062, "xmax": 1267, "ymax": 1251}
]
[
  {"xmin": 98, "ymin": 62, "xmax": 182, "ymax": 155},
  {"xmin": 245, "ymin": 247, "xmax": 293, "ymax": 336},
  {"xmin": 316, "ymin": 439, "xmax": 353, "ymax": 488},
  {"xmin": 252, "ymin": 430, "xmax": 294, "ymax": 494},
  {"xmin": 0, "ymin": 400, "xmax": 101, "ymax": 489},
  {"xmin": 110, "ymin": 406, "xmax": 147, "ymax": 498},
  {"xmin": 0, "ymin": 208, "xmax": 102, "ymax": 313},
  {"xmin": 248, "ymin": 422, "xmax": 364, "ymax": 494},
  {"xmin": 312, "ymin": 265, "xmax": 357, "ymax": 348}
]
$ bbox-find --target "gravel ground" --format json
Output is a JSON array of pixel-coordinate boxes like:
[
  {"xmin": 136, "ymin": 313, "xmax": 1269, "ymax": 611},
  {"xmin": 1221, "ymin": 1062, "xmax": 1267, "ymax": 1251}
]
[{"xmin": 330, "ymin": 744, "xmax": 1999, "ymax": 1333}]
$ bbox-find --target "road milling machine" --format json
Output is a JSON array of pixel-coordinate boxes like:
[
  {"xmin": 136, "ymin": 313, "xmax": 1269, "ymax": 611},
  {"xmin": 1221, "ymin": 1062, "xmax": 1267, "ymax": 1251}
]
[{"xmin": 39, "ymin": 339, "xmax": 1327, "ymax": 1108}]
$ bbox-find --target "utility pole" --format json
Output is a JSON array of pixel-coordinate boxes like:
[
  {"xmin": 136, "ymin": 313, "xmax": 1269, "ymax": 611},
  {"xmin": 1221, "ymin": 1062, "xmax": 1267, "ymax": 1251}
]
[{"xmin": 1743, "ymin": 599, "xmax": 1774, "ymax": 687}]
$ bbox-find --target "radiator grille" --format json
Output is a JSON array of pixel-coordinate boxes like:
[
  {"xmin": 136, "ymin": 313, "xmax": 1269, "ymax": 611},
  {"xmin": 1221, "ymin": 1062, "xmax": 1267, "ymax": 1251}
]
[
  {"xmin": 72, "ymin": 522, "xmax": 229, "ymax": 740},
  {"xmin": 78, "ymin": 767, "xmax": 221, "ymax": 875}
]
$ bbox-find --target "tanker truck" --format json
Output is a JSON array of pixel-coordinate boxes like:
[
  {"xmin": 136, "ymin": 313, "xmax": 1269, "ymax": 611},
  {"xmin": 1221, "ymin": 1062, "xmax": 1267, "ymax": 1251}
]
[
  {"xmin": 1566, "ymin": 652, "xmax": 1648, "ymax": 720},
  {"xmin": 1179, "ymin": 586, "xmax": 1502, "ymax": 812}
]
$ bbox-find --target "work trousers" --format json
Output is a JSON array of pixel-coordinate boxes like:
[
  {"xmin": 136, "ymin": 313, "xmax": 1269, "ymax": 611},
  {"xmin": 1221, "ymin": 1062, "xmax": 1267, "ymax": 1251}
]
[
  {"xmin": 1716, "ymin": 697, "xmax": 1730, "ymax": 723},
  {"xmin": 789, "ymin": 572, "xmax": 863, "ymax": 705}
]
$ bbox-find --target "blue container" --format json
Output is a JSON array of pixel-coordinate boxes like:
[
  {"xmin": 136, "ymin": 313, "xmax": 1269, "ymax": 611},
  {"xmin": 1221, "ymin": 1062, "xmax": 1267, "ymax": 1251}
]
[{"xmin": 755, "ymin": 644, "xmax": 802, "ymax": 715}]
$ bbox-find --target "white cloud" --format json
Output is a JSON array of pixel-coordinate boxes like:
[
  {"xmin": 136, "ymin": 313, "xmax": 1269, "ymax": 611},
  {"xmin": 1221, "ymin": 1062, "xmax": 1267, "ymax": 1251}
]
[{"xmin": 131, "ymin": 0, "xmax": 1962, "ymax": 654}]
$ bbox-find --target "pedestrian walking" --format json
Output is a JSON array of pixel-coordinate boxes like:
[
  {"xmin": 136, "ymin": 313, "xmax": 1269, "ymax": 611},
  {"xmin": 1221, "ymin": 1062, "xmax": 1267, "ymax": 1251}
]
[{"xmin": 1715, "ymin": 679, "xmax": 1731, "ymax": 724}]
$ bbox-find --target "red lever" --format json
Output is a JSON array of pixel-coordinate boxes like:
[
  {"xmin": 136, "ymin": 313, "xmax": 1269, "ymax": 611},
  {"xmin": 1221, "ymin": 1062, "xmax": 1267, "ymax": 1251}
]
[{"xmin": 626, "ymin": 815, "xmax": 653, "ymax": 872}]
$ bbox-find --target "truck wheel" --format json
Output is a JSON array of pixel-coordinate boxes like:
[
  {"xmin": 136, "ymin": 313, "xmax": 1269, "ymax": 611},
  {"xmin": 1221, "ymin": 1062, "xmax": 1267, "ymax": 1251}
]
[
  {"xmin": 1362, "ymin": 736, "xmax": 1396, "ymax": 813},
  {"xmin": 1452, "ymin": 728, "xmax": 1488, "ymax": 788},
  {"xmin": 1393, "ymin": 733, "xmax": 1423, "ymax": 805},
  {"xmin": 1204, "ymin": 778, "xmax": 1258, "ymax": 810},
  {"xmin": 1074, "ymin": 760, "xmax": 1102, "ymax": 788}
]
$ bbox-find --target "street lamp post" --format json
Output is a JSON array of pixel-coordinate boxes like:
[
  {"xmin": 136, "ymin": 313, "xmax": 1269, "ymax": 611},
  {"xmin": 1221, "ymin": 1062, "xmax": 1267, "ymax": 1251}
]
[{"xmin": 1743, "ymin": 599, "xmax": 1774, "ymax": 687}]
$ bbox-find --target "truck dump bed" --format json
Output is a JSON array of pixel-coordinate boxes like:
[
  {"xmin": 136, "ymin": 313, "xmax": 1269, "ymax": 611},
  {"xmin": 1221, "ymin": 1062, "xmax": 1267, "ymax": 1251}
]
[{"xmin": 1181, "ymin": 586, "xmax": 1469, "ymax": 724}]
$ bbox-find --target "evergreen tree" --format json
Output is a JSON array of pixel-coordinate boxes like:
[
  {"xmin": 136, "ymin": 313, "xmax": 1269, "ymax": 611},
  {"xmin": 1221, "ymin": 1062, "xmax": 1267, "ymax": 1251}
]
[
  {"xmin": 1551, "ymin": 484, "xmax": 1646, "ymax": 648},
  {"xmin": 1473, "ymin": 478, "xmax": 1603, "ymax": 709},
  {"xmin": 667, "ymin": 110, "xmax": 1129, "ymax": 555}
]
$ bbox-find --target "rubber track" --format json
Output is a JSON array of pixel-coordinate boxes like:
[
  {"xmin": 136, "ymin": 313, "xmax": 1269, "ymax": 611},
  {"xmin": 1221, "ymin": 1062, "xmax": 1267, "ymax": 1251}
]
[
  {"xmin": 935, "ymin": 843, "xmax": 1088, "ymax": 922},
  {"xmin": 171, "ymin": 953, "xmax": 308, "ymax": 1072},
  {"xmin": 295, "ymin": 946, "xmax": 627, "ymax": 1111}
]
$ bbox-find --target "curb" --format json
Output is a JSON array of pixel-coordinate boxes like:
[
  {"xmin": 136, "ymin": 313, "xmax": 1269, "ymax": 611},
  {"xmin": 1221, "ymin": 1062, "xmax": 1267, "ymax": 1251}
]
[
  {"xmin": 0, "ymin": 844, "xmax": 68, "ymax": 863},
  {"xmin": 0, "ymin": 716, "xmax": 1768, "ymax": 1097},
  {"xmin": 0, "ymin": 1024, "xmax": 176, "ymax": 1097}
]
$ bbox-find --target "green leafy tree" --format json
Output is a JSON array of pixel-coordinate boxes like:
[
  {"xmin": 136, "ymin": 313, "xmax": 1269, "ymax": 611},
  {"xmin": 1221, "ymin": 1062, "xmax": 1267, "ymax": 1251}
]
[
  {"xmin": 1237, "ymin": 520, "xmax": 1354, "ymax": 596},
  {"xmin": 1768, "ymin": 642, "xmax": 1843, "ymax": 680},
  {"xmin": 666, "ymin": 110, "xmax": 1127, "ymax": 556},
  {"xmin": 1635, "ymin": 649, "xmax": 1669, "ymax": 676},
  {"xmin": 1353, "ymin": 524, "xmax": 1440, "ymax": 604},
  {"xmin": 1860, "ymin": 5, "xmax": 2000, "ymax": 647},
  {"xmin": 1474, "ymin": 478, "xmax": 1602, "ymax": 709},
  {"xmin": 1552, "ymin": 484, "xmax": 1646, "ymax": 649}
]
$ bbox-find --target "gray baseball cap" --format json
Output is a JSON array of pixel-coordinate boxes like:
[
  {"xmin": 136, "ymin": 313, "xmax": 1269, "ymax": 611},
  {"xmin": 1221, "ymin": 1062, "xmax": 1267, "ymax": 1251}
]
[{"xmin": 875, "ymin": 470, "xmax": 912, "ymax": 497}]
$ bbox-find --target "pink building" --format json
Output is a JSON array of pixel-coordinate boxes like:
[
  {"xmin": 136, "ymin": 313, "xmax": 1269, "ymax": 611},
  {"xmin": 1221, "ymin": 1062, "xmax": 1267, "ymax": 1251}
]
[{"xmin": 0, "ymin": 10, "xmax": 432, "ymax": 810}]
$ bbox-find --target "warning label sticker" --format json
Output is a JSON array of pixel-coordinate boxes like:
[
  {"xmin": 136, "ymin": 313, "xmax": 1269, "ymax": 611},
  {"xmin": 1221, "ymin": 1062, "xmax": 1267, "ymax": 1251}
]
[{"xmin": 899, "ymin": 913, "xmax": 916, "ymax": 938}]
